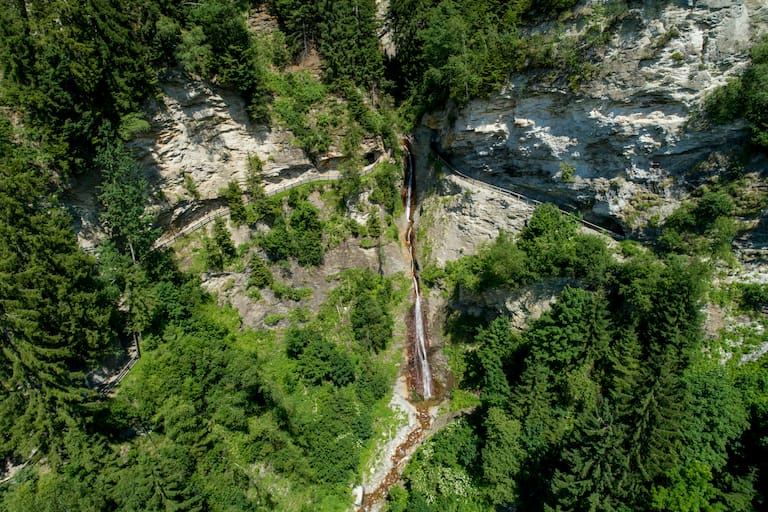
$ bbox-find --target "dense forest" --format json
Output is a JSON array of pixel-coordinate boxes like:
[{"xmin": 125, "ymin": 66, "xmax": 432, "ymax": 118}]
[
  {"xmin": 393, "ymin": 206, "xmax": 768, "ymax": 511},
  {"xmin": 1, "ymin": 0, "xmax": 767, "ymax": 511}
]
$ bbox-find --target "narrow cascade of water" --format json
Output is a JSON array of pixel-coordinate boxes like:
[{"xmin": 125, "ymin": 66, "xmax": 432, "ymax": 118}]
[
  {"xmin": 413, "ymin": 282, "xmax": 432, "ymax": 398},
  {"xmin": 404, "ymin": 150, "xmax": 413, "ymax": 222},
  {"xmin": 356, "ymin": 141, "xmax": 434, "ymax": 511},
  {"xmin": 403, "ymin": 140, "xmax": 432, "ymax": 399}
]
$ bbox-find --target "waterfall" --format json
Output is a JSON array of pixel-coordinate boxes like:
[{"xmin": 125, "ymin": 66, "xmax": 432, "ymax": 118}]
[
  {"xmin": 404, "ymin": 149, "xmax": 413, "ymax": 222},
  {"xmin": 413, "ymin": 280, "xmax": 432, "ymax": 398},
  {"xmin": 403, "ymin": 139, "xmax": 432, "ymax": 399}
]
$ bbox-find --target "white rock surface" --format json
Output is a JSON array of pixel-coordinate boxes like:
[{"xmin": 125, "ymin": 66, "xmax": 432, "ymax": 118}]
[
  {"xmin": 127, "ymin": 73, "xmax": 306, "ymax": 226},
  {"xmin": 426, "ymin": 0, "xmax": 768, "ymax": 231},
  {"xmin": 125, "ymin": 71, "xmax": 380, "ymax": 231}
]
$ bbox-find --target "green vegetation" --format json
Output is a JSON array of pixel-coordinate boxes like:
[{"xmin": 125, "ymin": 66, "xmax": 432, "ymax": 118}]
[
  {"xmin": 559, "ymin": 161, "xmax": 576, "ymax": 183},
  {"xmin": 438, "ymin": 204, "xmax": 611, "ymax": 293},
  {"xmin": 259, "ymin": 197, "xmax": 324, "ymax": 266},
  {"xmin": 736, "ymin": 282, "xmax": 768, "ymax": 313},
  {"xmin": 2, "ymin": 1, "xmax": 768, "ymax": 511},
  {"xmin": 202, "ymin": 217, "xmax": 236, "ymax": 271},
  {"xmin": 222, "ymin": 181, "xmax": 248, "ymax": 226},
  {"xmin": 369, "ymin": 162, "xmax": 403, "ymax": 214},
  {"xmin": 182, "ymin": 173, "xmax": 200, "ymax": 199},
  {"xmin": 389, "ymin": 0, "xmax": 620, "ymax": 117},
  {"xmin": 0, "ymin": 0, "xmax": 275, "ymax": 175},
  {"xmin": 389, "ymin": 204, "xmax": 768, "ymax": 511},
  {"xmin": 267, "ymin": 0, "xmax": 383, "ymax": 89},
  {"xmin": 247, "ymin": 252, "xmax": 273, "ymax": 290},
  {"xmin": 268, "ymin": 70, "xmax": 332, "ymax": 157},
  {"xmin": 0, "ymin": 117, "xmax": 114, "ymax": 463},
  {"xmin": 2, "ymin": 156, "xmax": 403, "ymax": 510},
  {"xmin": 97, "ymin": 140, "xmax": 159, "ymax": 263},
  {"xmin": 705, "ymin": 36, "xmax": 768, "ymax": 147},
  {"xmin": 657, "ymin": 173, "xmax": 766, "ymax": 259}
]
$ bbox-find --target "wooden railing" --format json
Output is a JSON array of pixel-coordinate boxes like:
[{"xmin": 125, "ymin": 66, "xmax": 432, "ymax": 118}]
[
  {"xmin": 430, "ymin": 149, "xmax": 625, "ymax": 240},
  {"xmin": 98, "ymin": 355, "xmax": 139, "ymax": 396}
]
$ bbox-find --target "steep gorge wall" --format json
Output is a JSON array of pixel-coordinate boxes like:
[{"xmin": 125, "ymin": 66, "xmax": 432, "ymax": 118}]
[
  {"xmin": 425, "ymin": 0, "xmax": 768, "ymax": 232},
  {"xmin": 131, "ymin": 72, "xmax": 381, "ymax": 230},
  {"xmin": 68, "ymin": 70, "xmax": 383, "ymax": 252}
]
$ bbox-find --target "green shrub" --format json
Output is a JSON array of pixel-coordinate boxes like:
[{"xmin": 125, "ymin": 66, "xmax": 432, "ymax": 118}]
[
  {"xmin": 738, "ymin": 283, "xmax": 768, "ymax": 312},
  {"xmin": 369, "ymin": 162, "xmax": 401, "ymax": 212},
  {"xmin": 704, "ymin": 37, "xmax": 768, "ymax": 147},
  {"xmin": 271, "ymin": 282, "xmax": 313, "ymax": 301},
  {"xmin": 183, "ymin": 174, "xmax": 200, "ymax": 199},
  {"xmin": 288, "ymin": 307, "xmax": 312, "ymax": 323},
  {"xmin": 264, "ymin": 313, "xmax": 285, "ymax": 326},
  {"xmin": 559, "ymin": 162, "xmax": 576, "ymax": 183},
  {"xmin": 248, "ymin": 253, "xmax": 273, "ymax": 289},
  {"xmin": 269, "ymin": 71, "xmax": 331, "ymax": 156},
  {"xmin": 246, "ymin": 287, "xmax": 262, "ymax": 301},
  {"xmin": 351, "ymin": 293, "xmax": 393, "ymax": 353}
]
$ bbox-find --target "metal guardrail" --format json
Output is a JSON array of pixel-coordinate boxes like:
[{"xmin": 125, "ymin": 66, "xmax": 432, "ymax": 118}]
[
  {"xmin": 85, "ymin": 158, "xmax": 386, "ymax": 397},
  {"xmin": 151, "ymin": 159, "xmax": 381, "ymax": 252},
  {"xmin": 430, "ymin": 150, "xmax": 625, "ymax": 240},
  {"xmin": 98, "ymin": 355, "xmax": 139, "ymax": 396}
]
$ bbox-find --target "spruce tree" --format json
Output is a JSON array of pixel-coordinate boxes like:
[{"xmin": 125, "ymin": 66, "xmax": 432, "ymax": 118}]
[{"xmin": 1, "ymin": 119, "xmax": 113, "ymax": 459}]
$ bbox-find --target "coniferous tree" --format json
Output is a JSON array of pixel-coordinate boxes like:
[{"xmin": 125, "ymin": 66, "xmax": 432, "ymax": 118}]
[
  {"xmin": 248, "ymin": 253, "xmax": 273, "ymax": 290},
  {"xmin": 0, "ymin": 118, "xmax": 113, "ymax": 459},
  {"xmin": 482, "ymin": 407, "xmax": 525, "ymax": 506},
  {"xmin": 96, "ymin": 139, "xmax": 158, "ymax": 263},
  {"xmin": 550, "ymin": 398, "xmax": 633, "ymax": 512},
  {"xmin": 626, "ymin": 350, "xmax": 687, "ymax": 489},
  {"xmin": 318, "ymin": 0, "xmax": 383, "ymax": 88},
  {"xmin": 222, "ymin": 181, "xmax": 247, "ymax": 226}
]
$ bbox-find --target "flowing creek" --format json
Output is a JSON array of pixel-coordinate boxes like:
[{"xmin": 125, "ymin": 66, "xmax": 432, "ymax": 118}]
[{"xmin": 356, "ymin": 139, "xmax": 435, "ymax": 511}]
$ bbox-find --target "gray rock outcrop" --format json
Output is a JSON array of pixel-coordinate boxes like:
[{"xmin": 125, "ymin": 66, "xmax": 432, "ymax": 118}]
[
  {"xmin": 128, "ymin": 71, "xmax": 381, "ymax": 232},
  {"xmin": 425, "ymin": 0, "xmax": 768, "ymax": 232}
]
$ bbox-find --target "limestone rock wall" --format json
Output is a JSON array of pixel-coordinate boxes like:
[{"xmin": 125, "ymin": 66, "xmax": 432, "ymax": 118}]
[
  {"xmin": 128, "ymin": 71, "xmax": 380, "ymax": 231},
  {"xmin": 425, "ymin": 0, "xmax": 768, "ymax": 232}
]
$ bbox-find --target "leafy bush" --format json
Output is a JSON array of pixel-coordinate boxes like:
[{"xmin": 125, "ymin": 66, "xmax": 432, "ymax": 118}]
[
  {"xmin": 298, "ymin": 339, "xmax": 355, "ymax": 386},
  {"xmin": 705, "ymin": 37, "xmax": 768, "ymax": 147},
  {"xmin": 271, "ymin": 282, "xmax": 313, "ymax": 301},
  {"xmin": 258, "ymin": 197, "xmax": 325, "ymax": 266},
  {"xmin": 351, "ymin": 294, "xmax": 393, "ymax": 352},
  {"xmin": 369, "ymin": 162, "xmax": 402, "ymax": 212},
  {"xmin": 559, "ymin": 162, "xmax": 576, "ymax": 183},
  {"xmin": 264, "ymin": 313, "xmax": 285, "ymax": 326},
  {"xmin": 440, "ymin": 204, "xmax": 615, "ymax": 295},
  {"xmin": 659, "ymin": 188, "xmax": 739, "ymax": 257},
  {"xmin": 738, "ymin": 283, "xmax": 768, "ymax": 312},
  {"xmin": 269, "ymin": 71, "xmax": 331, "ymax": 156}
]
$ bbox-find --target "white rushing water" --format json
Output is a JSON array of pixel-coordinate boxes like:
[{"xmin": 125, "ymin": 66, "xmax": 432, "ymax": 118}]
[
  {"xmin": 404, "ymin": 149, "xmax": 413, "ymax": 222},
  {"xmin": 413, "ymin": 278, "xmax": 432, "ymax": 398},
  {"xmin": 403, "ymin": 141, "xmax": 432, "ymax": 399}
]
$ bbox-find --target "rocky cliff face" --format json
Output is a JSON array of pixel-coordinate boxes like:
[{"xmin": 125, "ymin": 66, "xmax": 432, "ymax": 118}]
[
  {"xmin": 425, "ymin": 0, "xmax": 768, "ymax": 233},
  {"xmin": 127, "ymin": 72, "xmax": 381, "ymax": 231}
]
